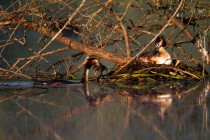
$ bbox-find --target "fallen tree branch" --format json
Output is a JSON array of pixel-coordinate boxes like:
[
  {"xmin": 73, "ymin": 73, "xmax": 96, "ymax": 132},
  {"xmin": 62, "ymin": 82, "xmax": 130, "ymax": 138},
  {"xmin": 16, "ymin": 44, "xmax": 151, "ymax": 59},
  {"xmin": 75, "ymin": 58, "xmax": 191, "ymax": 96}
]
[{"xmin": 0, "ymin": 11, "xmax": 130, "ymax": 64}]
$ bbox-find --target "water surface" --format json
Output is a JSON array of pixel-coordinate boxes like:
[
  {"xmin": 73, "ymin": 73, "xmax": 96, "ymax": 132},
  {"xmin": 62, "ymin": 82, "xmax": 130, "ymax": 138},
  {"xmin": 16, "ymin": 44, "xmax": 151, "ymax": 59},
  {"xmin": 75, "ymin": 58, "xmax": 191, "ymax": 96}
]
[{"xmin": 0, "ymin": 80, "xmax": 209, "ymax": 140}]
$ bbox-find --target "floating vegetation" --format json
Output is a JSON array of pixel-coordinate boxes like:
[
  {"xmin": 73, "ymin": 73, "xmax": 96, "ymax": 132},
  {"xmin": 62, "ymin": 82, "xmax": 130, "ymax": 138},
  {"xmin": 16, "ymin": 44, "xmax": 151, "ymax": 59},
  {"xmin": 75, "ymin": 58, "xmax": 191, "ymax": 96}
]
[{"xmin": 103, "ymin": 59, "xmax": 208, "ymax": 83}]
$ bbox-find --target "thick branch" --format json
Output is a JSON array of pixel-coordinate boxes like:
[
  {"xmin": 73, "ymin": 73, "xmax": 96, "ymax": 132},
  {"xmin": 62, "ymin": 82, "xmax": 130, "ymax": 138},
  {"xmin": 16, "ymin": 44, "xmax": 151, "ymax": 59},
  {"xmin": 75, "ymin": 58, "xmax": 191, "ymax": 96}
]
[{"xmin": 0, "ymin": 11, "xmax": 130, "ymax": 64}]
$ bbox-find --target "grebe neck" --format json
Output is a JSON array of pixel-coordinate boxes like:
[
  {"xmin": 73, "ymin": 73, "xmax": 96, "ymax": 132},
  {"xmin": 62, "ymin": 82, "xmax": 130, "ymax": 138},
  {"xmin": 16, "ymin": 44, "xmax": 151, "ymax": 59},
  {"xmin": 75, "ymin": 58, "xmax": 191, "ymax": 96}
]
[{"xmin": 80, "ymin": 67, "xmax": 90, "ymax": 83}]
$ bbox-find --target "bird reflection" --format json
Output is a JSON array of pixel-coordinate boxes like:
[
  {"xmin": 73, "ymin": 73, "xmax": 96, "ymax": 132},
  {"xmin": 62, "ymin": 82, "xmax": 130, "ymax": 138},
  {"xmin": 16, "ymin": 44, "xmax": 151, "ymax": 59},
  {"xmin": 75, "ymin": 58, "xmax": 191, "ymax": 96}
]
[
  {"xmin": 70, "ymin": 79, "xmax": 207, "ymax": 124},
  {"xmin": 83, "ymin": 83, "xmax": 112, "ymax": 106},
  {"xmin": 135, "ymin": 93, "xmax": 172, "ymax": 119},
  {"xmin": 83, "ymin": 82, "xmax": 173, "ymax": 119}
]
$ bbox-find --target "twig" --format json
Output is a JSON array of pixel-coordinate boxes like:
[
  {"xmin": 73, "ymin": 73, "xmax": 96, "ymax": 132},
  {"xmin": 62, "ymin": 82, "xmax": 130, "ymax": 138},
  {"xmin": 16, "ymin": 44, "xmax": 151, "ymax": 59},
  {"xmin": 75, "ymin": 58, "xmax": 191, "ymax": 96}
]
[
  {"xmin": 112, "ymin": 0, "xmax": 184, "ymax": 76},
  {"xmin": 6, "ymin": 0, "xmax": 87, "ymax": 79},
  {"xmin": 0, "ymin": 67, "xmax": 32, "ymax": 79},
  {"xmin": 93, "ymin": 0, "xmax": 132, "ymax": 57},
  {"xmin": 116, "ymin": 2, "xmax": 132, "ymax": 57},
  {"xmin": 68, "ymin": 55, "xmax": 89, "ymax": 74}
]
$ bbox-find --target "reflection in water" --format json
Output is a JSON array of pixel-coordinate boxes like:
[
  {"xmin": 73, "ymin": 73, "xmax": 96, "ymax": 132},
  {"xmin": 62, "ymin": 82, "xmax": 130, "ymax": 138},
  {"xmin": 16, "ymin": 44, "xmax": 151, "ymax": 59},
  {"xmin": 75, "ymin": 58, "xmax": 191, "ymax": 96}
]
[
  {"xmin": 0, "ymin": 81, "xmax": 210, "ymax": 139},
  {"xmin": 84, "ymin": 83, "xmax": 113, "ymax": 106},
  {"xmin": 135, "ymin": 93, "xmax": 173, "ymax": 119}
]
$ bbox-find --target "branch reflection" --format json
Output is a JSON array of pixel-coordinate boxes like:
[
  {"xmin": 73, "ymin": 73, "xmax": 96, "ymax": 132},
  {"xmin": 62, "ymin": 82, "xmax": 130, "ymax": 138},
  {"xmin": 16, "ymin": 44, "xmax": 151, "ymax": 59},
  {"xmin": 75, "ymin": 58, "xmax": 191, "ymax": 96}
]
[{"xmin": 0, "ymin": 80, "xmax": 209, "ymax": 139}]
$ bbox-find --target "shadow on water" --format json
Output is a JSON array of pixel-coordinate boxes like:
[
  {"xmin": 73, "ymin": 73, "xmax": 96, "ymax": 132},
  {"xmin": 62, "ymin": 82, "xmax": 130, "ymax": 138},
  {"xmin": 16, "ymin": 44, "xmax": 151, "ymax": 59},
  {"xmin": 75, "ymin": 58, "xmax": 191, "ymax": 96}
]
[{"xmin": 0, "ymin": 80, "xmax": 210, "ymax": 140}]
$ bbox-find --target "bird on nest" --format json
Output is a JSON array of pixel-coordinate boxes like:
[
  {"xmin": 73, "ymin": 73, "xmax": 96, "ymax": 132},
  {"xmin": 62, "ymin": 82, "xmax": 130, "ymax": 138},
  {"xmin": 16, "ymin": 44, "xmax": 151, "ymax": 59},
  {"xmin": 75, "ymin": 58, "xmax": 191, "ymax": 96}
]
[{"xmin": 138, "ymin": 36, "xmax": 172, "ymax": 65}]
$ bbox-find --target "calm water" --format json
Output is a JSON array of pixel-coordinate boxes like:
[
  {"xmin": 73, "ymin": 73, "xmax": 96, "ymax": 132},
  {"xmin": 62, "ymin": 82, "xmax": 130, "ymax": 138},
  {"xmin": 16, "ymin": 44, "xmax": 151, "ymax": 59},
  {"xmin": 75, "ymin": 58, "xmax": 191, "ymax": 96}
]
[{"xmin": 0, "ymin": 80, "xmax": 210, "ymax": 140}]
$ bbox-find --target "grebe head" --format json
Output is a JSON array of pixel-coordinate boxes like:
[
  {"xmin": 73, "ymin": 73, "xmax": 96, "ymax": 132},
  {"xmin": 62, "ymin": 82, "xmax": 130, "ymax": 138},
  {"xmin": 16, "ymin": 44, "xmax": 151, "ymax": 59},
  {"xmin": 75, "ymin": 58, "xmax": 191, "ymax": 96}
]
[
  {"xmin": 85, "ymin": 58, "xmax": 100, "ymax": 68},
  {"xmin": 155, "ymin": 36, "xmax": 166, "ymax": 48}
]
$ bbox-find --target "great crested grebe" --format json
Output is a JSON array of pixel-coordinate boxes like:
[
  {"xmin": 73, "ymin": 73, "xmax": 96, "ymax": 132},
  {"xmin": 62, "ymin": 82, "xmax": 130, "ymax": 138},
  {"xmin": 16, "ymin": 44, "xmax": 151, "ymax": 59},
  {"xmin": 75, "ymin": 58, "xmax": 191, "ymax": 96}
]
[
  {"xmin": 34, "ymin": 58, "xmax": 100, "ymax": 85},
  {"xmin": 138, "ymin": 36, "xmax": 172, "ymax": 65}
]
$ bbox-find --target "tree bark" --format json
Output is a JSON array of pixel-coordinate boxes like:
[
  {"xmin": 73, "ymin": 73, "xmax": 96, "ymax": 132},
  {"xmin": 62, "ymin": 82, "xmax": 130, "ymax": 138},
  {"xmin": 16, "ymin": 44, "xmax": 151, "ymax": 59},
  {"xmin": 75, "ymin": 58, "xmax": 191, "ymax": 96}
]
[{"xmin": 0, "ymin": 11, "xmax": 131, "ymax": 64}]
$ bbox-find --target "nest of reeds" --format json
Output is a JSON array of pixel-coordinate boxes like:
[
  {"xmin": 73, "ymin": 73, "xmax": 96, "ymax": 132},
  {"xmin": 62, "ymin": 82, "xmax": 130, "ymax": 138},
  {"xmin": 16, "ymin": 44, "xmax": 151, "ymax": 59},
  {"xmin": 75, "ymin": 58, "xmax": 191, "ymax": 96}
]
[{"xmin": 104, "ymin": 58, "xmax": 208, "ymax": 83}]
